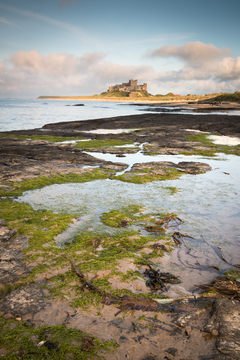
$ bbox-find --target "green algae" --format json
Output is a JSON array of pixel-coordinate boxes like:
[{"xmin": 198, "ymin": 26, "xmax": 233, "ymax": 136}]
[
  {"xmin": 0, "ymin": 133, "xmax": 85, "ymax": 142},
  {"xmin": 0, "ymin": 318, "xmax": 117, "ymax": 359},
  {"xmin": 75, "ymin": 139, "xmax": 134, "ymax": 150},
  {"xmin": 0, "ymin": 199, "xmax": 74, "ymax": 253},
  {"xmin": 163, "ymin": 186, "xmax": 179, "ymax": 195},
  {"xmin": 112, "ymin": 167, "xmax": 185, "ymax": 184},
  {"xmin": 100, "ymin": 205, "xmax": 143, "ymax": 227},
  {"xmin": 185, "ymin": 133, "xmax": 240, "ymax": 156},
  {"xmin": 0, "ymin": 168, "xmax": 113, "ymax": 197},
  {"xmin": 0, "ymin": 196, "xmax": 175, "ymax": 310},
  {"xmin": 224, "ymin": 269, "xmax": 240, "ymax": 281}
]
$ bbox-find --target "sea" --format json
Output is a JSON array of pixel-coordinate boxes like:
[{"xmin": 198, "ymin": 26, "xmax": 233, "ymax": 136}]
[
  {"xmin": 1, "ymin": 98, "xmax": 240, "ymax": 132},
  {"xmin": 0, "ymin": 98, "xmax": 149, "ymax": 132}
]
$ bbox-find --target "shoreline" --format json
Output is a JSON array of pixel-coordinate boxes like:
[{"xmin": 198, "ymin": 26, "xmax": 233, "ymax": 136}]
[
  {"xmin": 38, "ymin": 96, "xmax": 240, "ymax": 110},
  {"xmin": 0, "ymin": 112, "xmax": 240, "ymax": 359}
]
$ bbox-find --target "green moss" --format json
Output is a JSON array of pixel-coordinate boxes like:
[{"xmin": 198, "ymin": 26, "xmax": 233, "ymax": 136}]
[
  {"xmin": 75, "ymin": 139, "xmax": 134, "ymax": 150},
  {"xmin": 163, "ymin": 186, "xmax": 179, "ymax": 195},
  {"xmin": 0, "ymin": 318, "xmax": 117, "ymax": 359},
  {"xmin": 224, "ymin": 269, "xmax": 240, "ymax": 281},
  {"xmin": 0, "ymin": 199, "xmax": 74, "ymax": 252},
  {"xmin": 0, "ymin": 168, "xmax": 113, "ymax": 196},
  {"xmin": 0, "ymin": 133, "xmax": 85, "ymax": 142},
  {"xmin": 113, "ymin": 167, "xmax": 185, "ymax": 184},
  {"xmin": 210, "ymin": 92, "xmax": 240, "ymax": 103},
  {"xmin": 185, "ymin": 133, "xmax": 240, "ymax": 156},
  {"xmin": 0, "ymin": 197, "xmax": 175, "ymax": 310},
  {"xmin": 100, "ymin": 205, "xmax": 143, "ymax": 227}
]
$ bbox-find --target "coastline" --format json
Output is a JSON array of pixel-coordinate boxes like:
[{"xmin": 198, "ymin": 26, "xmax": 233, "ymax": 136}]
[
  {"xmin": 0, "ymin": 112, "xmax": 240, "ymax": 359},
  {"xmin": 38, "ymin": 95, "xmax": 240, "ymax": 110}
]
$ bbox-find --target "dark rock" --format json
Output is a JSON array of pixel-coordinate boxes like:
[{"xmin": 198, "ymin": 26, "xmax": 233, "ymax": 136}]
[
  {"xmin": 0, "ymin": 284, "xmax": 48, "ymax": 317},
  {"xmin": 72, "ymin": 104, "xmax": 85, "ymax": 106},
  {"xmin": 177, "ymin": 161, "xmax": 212, "ymax": 174},
  {"xmin": 0, "ymin": 226, "xmax": 16, "ymax": 242},
  {"xmin": 205, "ymin": 298, "xmax": 240, "ymax": 360},
  {"xmin": 165, "ymin": 347, "xmax": 177, "ymax": 356}
]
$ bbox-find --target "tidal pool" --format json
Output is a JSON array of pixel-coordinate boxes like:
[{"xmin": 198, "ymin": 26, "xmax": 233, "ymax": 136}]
[{"xmin": 18, "ymin": 152, "xmax": 240, "ymax": 296}]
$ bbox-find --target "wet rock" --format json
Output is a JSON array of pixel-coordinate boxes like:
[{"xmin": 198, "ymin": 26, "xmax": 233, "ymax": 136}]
[
  {"xmin": 205, "ymin": 298, "xmax": 240, "ymax": 359},
  {"xmin": 0, "ymin": 219, "xmax": 6, "ymax": 226},
  {"xmin": 177, "ymin": 161, "xmax": 212, "ymax": 174},
  {"xmin": 0, "ymin": 225, "xmax": 16, "ymax": 242},
  {"xmin": 0, "ymin": 284, "xmax": 48, "ymax": 317},
  {"xmin": 0, "ymin": 247, "xmax": 29, "ymax": 283}
]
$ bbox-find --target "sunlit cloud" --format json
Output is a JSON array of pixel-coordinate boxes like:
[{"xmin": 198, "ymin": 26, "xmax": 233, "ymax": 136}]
[
  {"xmin": 0, "ymin": 48, "xmax": 239, "ymax": 97},
  {"xmin": 150, "ymin": 41, "xmax": 230, "ymax": 65}
]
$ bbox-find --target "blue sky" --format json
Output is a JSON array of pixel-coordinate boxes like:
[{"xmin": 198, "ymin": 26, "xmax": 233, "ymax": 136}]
[{"xmin": 0, "ymin": 0, "xmax": 240, "ymax": 97}]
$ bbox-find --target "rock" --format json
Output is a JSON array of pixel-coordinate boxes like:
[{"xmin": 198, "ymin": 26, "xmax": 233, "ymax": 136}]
[
  {"xmin": 0, "ymin": 284, "xmax": 48, "ymax": 317},
  {"xmin": 177, "ymin": 161, "xmax": 212, "ymax": 174},
  {"xmin": 205, "ymin": 298, "xmax": 240, "ymax": 359},
  {"xmin": 0, "ymin": 247, "xmax": 29, "ymax": 284},
  {"xmin": 0, "ymin": 226, "xmax": 16, "ymax": 242}
]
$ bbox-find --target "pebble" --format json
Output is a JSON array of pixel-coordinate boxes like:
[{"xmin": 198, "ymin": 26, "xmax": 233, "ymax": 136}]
[{"xmin": 211, "ymin": 329, "xmax": 219, "ymax": 336}]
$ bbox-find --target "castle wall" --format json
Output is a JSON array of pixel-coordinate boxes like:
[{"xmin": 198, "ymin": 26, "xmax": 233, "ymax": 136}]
[{"xmin": 108, "ymin": 80, "xmax": 147, "ymax": 92}]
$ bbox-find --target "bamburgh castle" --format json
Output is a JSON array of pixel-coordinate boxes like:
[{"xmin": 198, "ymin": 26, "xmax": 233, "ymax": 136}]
[{"xmin": 108, "ymin": 79, "xmax": 147, "ymax": 92}]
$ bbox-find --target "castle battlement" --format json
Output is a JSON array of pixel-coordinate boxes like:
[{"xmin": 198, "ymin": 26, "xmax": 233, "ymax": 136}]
[{"xmin": 108, "ymin": 79, "xmax": 147, "ymax": 92}]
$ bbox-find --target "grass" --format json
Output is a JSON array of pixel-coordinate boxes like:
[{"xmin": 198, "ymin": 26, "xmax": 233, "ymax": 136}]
[
  {"xmin": 0, "ymin": 168, "xmax": 113, "ymax": 197},
  {"xmin": 0, "ymin": 318, "xmax": 117, "ymax": 359},
  {"xmin": 0, "ymin": 133, "xmax": 85, "ymax": 142},
  {"xmin": 74, "ymin": 139, "xmax": 134, "ymax": 149},
  {"xmin": 210, "ymin": 92, "xmax": 240, "ymax": 104}
]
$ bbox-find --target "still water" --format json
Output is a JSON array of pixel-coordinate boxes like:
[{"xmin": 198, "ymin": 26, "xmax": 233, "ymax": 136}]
[{"xmin": 18, "ymin": 152, "xmax": 240, "ymax": 296}]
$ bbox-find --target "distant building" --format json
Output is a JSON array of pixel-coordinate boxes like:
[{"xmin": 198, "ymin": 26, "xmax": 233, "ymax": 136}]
[{"xmin": 108, "ymin": 79, "xmax": 147, "ymax": 92}]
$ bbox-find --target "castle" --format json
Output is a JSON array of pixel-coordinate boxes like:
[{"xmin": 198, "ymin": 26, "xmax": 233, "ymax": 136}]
[{"xmin": 108, "ymin": 79, "xmax": 147, "ymax": 92}]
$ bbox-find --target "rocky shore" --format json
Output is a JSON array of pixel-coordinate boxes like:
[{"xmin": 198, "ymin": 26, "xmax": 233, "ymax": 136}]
[{"xmin": 0, "ymin": 112, "xmax": 240, "ymax": 359}]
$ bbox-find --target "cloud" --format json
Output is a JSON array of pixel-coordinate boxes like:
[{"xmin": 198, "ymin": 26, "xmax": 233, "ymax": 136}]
[
  {"xmin": 0, "ymin": 50, "xmax": 156, "ymax": 97},
  {"xmin": 150, "ymin": 41, "xmax": 230, "ymax": 65},
  {"xmin": 0, "ymin": 16, "xmax": 15, "ymax": 26},
  {"xmin": 0, "ymin": 47, "xmax": 239, "ymax": 98},
  {"xmin": 0, "ymin": 3, "xmax": 92, "ymax": 39}
]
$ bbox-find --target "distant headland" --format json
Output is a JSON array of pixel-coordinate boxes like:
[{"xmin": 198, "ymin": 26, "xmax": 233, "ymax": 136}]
[{"xmin": 38, "ymin": 80, "xmax": 240, "ymax": 105}]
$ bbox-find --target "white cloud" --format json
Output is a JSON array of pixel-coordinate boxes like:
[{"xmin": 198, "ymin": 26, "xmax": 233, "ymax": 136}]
[
  {"xmin": 150, "ymin": 41, "xmax": 230, "ymax": 65},
  {"xmin": 0, "ymin": 50, "xmax": 157, "ymax": 97},
  {"xmin": 0, "ymin": 46, "xmax": 239, "ymax": 98},
  {"xmin": 0, "ymin": 16, "xmax": 16, "ymax": 26}
]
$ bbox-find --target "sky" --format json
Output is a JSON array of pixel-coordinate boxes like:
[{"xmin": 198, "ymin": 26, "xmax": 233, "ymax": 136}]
[{"xmin": 0, "ymin": 0, "xmax": 240, "ymax": 97}]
